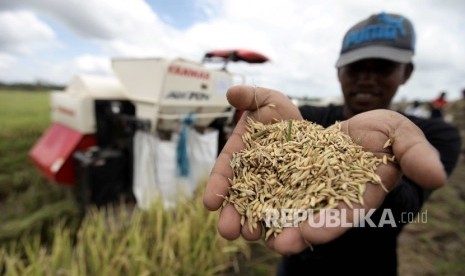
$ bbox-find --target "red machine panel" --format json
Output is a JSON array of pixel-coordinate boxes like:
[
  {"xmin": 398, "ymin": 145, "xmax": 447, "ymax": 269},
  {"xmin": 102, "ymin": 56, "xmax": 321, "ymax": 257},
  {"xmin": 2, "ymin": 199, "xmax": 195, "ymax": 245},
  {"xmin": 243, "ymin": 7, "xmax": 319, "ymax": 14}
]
[{"xmin": 29, "ymin": 123, "xmax": 96, "ymax": 185}]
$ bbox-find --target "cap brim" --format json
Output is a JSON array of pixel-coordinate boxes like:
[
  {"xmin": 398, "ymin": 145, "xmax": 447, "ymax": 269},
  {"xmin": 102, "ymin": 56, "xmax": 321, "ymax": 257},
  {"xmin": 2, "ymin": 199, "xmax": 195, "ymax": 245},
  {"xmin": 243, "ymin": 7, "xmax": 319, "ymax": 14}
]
[{"xmin": 335, "ymin": 45, "xmax": 413, "ymax": 68}]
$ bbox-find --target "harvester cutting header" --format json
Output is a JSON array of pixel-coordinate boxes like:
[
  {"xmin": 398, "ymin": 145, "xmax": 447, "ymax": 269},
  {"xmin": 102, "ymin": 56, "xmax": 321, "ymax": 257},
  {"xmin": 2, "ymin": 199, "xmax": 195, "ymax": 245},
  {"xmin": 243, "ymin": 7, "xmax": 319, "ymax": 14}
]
[{"xmin": 29, "ymin": 49, "xmax": 269, "ymax": 209}]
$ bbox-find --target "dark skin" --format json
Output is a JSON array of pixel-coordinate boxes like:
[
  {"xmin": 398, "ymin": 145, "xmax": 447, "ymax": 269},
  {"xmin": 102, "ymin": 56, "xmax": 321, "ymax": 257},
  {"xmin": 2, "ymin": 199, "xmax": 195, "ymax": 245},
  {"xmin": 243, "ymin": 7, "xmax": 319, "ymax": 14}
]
[
  {"xmin": 203, "ymin": 58, "xmax": 445, "ymax": 255},
  {"xmin": 338, "ymin": 58, "xmax": 414, "ymax": 118}
]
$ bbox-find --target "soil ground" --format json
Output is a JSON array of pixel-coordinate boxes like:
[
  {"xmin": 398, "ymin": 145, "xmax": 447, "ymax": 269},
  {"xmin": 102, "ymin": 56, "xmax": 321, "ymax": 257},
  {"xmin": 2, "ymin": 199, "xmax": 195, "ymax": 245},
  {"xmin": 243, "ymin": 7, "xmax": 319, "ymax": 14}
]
[
  {"xmin": 234, "ymin": 157, "xmax": 465, "ymax": 276},
  {"xmin": 398, "ymin": 157, "xmax": 465, "ymax": 275}
]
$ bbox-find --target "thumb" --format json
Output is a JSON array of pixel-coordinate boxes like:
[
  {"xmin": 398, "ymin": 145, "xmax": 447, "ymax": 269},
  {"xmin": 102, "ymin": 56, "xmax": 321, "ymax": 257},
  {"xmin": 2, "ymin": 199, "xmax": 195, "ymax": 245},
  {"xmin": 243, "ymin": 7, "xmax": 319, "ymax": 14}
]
[{"xmin": 392, "ymin": 120, "xmax": 446, "ymax": 189}]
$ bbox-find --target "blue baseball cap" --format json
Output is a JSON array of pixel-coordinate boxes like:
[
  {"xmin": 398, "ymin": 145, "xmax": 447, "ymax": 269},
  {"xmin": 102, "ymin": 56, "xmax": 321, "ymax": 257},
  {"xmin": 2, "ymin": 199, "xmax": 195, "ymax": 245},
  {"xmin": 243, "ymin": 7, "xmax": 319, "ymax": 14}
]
[{"xmin": 336, "ymin": 12, "xmax": 416, "ymax": 68}]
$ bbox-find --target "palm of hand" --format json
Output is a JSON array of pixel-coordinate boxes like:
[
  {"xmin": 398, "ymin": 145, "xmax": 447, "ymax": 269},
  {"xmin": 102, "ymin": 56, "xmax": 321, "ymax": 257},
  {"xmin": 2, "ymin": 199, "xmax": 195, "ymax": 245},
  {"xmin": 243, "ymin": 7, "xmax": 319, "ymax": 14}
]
[{"xmin": 204, "ymin": 86, "xmax": 446, "ymax": 255}]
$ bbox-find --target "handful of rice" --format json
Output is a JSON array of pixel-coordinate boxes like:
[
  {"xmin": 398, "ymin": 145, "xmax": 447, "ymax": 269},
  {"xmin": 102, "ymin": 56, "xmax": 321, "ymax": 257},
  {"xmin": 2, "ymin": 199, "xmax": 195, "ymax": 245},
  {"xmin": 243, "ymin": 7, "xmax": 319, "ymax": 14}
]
[{"xmin": 224, "ymin": 117, "xmax": 391, "ymax": 240}]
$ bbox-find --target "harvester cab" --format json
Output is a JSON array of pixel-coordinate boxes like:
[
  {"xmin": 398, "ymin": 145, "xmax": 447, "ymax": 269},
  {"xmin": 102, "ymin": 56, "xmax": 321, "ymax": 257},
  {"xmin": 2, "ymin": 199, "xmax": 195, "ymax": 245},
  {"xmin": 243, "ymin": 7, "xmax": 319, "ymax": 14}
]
[{"xmin": 29, "ymin": 49, "xmax": 269, "ymax": 210}]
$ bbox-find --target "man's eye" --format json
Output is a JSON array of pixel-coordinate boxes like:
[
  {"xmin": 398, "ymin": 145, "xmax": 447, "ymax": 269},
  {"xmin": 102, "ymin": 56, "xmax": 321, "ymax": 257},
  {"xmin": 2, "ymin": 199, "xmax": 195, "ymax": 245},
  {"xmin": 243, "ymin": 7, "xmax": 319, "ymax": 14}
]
[
  {"xmin": 346, "ymin": 64, "xmax": 397, "ymax": 75},
  {"xmin": 347, "ymin": 65, "xmax": 363, "ymax": 73},
  {"xmin": 375, "ymin": 66, "xmax": 397, "ymax": 75}
]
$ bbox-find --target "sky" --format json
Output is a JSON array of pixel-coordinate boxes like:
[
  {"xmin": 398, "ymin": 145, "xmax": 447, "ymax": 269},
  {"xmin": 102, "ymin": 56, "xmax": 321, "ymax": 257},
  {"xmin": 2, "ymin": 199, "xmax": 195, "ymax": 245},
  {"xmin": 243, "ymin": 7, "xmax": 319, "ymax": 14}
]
[{"xmin": 0, "ymin": 0, "xmax": 464, "ymax": 102}]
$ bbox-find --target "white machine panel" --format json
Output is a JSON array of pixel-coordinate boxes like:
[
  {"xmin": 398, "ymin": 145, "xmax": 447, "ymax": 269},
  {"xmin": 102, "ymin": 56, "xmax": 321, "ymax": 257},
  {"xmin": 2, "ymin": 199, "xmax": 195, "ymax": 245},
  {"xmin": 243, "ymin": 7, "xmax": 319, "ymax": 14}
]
[
  {"xmin": 50, "ymin": 92, "xmax": 96, "ymax": 134},
  {"xmin": 112, "ymin": 58, "xmax": 235, "ymax": 131}
]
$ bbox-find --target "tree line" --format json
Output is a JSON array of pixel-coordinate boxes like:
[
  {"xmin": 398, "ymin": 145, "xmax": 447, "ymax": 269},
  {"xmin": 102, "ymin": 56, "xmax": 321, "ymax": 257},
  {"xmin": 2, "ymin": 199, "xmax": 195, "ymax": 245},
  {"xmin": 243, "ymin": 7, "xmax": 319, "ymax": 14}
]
[{"xmin": 0, "ymin": 81, "xmax": 65, "ymax": 91}]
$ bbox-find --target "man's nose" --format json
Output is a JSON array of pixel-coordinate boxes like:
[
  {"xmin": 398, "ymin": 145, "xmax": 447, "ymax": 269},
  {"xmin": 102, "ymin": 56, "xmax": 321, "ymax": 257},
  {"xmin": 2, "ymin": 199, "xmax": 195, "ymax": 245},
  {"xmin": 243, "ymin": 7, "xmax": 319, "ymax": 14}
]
[{"xmin": 356, "ymin": 69, "xmax": 377, "ymax": 83}]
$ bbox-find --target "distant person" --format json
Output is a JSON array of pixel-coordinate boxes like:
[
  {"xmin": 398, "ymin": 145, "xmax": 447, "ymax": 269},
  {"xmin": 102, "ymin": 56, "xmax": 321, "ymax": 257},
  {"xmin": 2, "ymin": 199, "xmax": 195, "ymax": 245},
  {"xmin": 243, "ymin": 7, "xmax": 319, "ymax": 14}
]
[
  {"xmin": 395, "ymin": 96, "xmax": 409, "ymax": 113},
  {"xmin": 404, "ymin": 100, "xmax": 430, "ymax": 118},
  {"xmin": 447, "ymin": 88, "xmax": 465, "ymax": 161},
  {"xmin": 204, "ymin": 12, "xmax": 461, "ymax": 276},
  {"xmin": 430, "ymin": 91, "xmax": 448, "ymax": 119}
]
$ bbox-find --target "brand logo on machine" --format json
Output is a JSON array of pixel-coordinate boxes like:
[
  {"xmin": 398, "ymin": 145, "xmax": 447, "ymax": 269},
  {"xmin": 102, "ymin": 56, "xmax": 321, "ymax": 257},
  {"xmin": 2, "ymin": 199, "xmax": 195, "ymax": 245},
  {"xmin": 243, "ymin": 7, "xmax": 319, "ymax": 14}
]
[
  {"xmin": 56, "ymin": 106, "xmax": 75, "ymax": 116},
  {"xmin": 168, "ymin": 65, "xmax": 210, "ymax": 80},
  {"xmin": 165, "ymin": 91, "xmax": 210, "ymax": 101}
]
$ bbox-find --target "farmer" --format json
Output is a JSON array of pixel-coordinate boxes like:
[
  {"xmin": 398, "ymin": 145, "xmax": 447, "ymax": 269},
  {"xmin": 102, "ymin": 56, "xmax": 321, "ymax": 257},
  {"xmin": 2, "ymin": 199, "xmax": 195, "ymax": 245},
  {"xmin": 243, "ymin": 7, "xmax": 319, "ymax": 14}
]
[
  {"xmin": 203, "ymin": 12, "xmax": 461, "ymax": 275},
  {"xmin": 447, "ymin": 88, "xmax": 465, "ymax": 162}
]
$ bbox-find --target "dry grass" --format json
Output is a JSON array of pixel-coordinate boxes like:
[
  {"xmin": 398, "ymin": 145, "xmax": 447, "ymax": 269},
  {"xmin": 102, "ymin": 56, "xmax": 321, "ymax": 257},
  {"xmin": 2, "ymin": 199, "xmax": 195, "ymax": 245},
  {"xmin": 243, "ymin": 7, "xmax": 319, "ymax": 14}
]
[{"xmin": 1, "ymin": 190, "xmax": 252, "ymax": 276}]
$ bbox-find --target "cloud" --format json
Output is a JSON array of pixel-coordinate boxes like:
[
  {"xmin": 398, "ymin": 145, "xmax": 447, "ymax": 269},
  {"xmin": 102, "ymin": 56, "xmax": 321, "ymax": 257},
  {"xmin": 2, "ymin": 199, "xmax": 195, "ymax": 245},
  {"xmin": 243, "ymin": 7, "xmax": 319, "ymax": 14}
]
[
  {"xmin": 1, "ymin": 0, "xmax": 161, "ymax": 40},
  {"xmin": 0, "ymin": 0, "xmax": 464, "ymax": 100},
  {"xmin": 0, "ymin": 53, "xmax": 15, "ymax": 70},
  {"xmin": 74, "ymin": 54, "xmax": 111, "ymax": 74},
  {"xmin": 0, "ymin": 10, "xmax": 56, "ymax": 55},
  {"xmin": 234, "ymin": 1, "xmax": 464, "ymax": 99}
]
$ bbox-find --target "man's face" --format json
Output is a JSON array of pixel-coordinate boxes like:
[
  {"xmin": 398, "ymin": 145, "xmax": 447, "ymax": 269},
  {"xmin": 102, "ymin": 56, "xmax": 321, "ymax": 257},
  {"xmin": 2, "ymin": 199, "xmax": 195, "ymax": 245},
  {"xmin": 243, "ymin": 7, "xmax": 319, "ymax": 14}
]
[{"xmin": 338, "ymin": 58, "xmax": 413, "ymax": 118}]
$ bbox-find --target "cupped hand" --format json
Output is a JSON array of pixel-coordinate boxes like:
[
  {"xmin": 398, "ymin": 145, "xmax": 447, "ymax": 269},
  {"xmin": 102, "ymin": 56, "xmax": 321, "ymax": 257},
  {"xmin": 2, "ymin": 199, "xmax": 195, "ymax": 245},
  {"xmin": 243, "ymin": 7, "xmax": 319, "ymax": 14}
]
[{"xmin": 203, "ymin": 85, "xmax": 447, "ymax": 255}]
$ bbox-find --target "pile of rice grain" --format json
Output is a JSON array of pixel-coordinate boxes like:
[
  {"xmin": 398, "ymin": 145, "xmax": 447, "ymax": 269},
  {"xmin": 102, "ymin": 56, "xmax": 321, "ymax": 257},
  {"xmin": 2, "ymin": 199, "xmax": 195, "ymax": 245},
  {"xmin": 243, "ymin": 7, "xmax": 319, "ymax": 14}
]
[{"xmin": 225, "ymin": 117, "xmax": 390, "ymax": 240}]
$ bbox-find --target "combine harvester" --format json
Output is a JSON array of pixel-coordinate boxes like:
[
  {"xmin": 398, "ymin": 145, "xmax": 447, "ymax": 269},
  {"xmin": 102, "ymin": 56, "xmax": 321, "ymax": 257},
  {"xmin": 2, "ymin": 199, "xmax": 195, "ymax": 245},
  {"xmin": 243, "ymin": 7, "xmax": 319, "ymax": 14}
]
[{"xmin": 29, "ymin": 49, "xmax": 268, "ymax": 210}]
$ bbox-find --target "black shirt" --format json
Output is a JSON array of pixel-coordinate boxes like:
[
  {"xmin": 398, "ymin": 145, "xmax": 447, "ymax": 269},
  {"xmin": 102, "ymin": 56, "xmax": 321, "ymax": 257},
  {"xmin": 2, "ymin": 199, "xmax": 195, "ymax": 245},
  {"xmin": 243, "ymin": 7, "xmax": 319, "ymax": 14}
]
[{"xmin": 277, "ymin": 104, "xmax": 461, "ymax": 276}]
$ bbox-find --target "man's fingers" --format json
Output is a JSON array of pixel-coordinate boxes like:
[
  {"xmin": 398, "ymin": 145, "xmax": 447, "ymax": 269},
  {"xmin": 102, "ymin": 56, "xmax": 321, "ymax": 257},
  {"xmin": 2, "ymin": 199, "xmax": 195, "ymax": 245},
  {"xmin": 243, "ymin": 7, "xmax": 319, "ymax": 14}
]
[
  {"xmin": 241, "ymin": 220, "xmax": 262, "ymax": 241},
  {"xmin": 347, "ymin": 110, "xmax": 447, "ymax": 189},
  {"xmin": 218, "ymin": 204, "xmax": 242, "ymax": 240},
  {"xmin": 271, "ymin": 227, "xmax": 309, "ymax": 255},
  {"xmin": 203, "ymin": 130, "xmax": 245, "ymax": 210},
  {"xmin": 298, "ymin": 180, "xmax": 387, "ymax": 246},
  {"xmin": 391, "ymin": 119, "xmax": 447, "ymax": 189},
  {"xmin": 227, "ymin": 85, "xmax": 274, "ymax": 111},
  {"xmin": 298, "ymin": 208, "xmax": 351, "ymax": 246},
  {"xmin": 204, "ymin": 111, "xmax": 251, "ymax": 210},
  {"xmin": 204, "ymin": 85, "xmax": 301, "ymax": 211},
  {"xmin": 203, "ymin": 170, "xmax": 230, "ymax": 211},
  {"xmin": 264, "ymin": 195, "xmax": 379, "ymax": 255},
  {"xmin": 227, "ymin": 85, "xmax": 303, "ymax": 123}
]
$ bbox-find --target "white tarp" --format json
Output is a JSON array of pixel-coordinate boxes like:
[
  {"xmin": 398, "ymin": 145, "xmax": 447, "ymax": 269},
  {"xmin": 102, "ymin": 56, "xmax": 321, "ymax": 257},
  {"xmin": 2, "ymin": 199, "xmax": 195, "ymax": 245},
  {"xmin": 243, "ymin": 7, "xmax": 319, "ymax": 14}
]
[
  {"xmin": 132, "ymin": 128, "xmax": 218, "ymax": 209},
  {"xmin": 186, "ymin": 128, "xmax": 219, "ymax": 194}
]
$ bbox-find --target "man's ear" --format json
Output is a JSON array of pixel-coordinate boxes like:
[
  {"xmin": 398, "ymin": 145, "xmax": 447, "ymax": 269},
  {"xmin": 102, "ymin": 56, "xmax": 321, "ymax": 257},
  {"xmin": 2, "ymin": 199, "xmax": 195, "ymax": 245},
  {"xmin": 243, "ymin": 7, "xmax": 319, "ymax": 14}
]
[{"xmin": 402, "ymin": 63, "xmax": 414, "ymax": 84}]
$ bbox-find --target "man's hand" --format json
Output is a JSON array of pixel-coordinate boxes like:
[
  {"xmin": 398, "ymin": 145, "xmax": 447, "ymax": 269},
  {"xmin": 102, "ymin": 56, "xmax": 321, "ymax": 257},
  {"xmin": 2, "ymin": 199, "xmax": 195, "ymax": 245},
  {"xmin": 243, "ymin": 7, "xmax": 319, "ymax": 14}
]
[{"xmin": 203, "ymin": 85, "xmax": 447, "ymax": 255}]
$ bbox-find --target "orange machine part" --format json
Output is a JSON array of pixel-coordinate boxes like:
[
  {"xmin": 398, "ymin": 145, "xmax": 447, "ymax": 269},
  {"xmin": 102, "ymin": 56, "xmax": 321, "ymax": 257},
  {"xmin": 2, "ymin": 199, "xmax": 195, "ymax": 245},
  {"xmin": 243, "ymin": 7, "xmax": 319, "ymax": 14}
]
[{"xmin": 204, "ymin": 49, "xmax": 269, "ymax": 63}]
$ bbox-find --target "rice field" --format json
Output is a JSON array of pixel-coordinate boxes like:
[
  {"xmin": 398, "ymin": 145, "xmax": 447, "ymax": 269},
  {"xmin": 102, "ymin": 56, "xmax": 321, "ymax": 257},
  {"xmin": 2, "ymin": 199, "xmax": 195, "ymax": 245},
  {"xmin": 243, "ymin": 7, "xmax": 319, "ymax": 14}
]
[
  {"xmin": 0, "ymin": 89, "xmax": 464, "ymax": 275},
  {"xmin": 0, "ymin": 89, "xmax": 277, "ymax": 275}
]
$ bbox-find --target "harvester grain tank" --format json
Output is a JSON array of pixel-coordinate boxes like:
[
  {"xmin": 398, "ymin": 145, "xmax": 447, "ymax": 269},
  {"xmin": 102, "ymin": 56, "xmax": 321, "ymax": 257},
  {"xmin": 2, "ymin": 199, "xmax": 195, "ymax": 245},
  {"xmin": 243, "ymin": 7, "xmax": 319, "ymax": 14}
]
[{"xmin": 29, "ymin": 49, "xmax": 269, "ymax": 209}]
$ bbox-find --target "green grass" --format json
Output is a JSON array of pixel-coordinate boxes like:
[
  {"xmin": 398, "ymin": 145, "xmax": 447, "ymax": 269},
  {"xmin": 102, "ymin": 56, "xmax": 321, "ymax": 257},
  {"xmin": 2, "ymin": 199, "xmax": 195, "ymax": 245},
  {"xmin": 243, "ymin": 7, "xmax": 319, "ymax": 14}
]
[
  {"xmin": 0, "ymin": 90, "xmax": 51, "ymax": 137},
  {"xmin": 0, "ymin": 90, "xmax": 54, "ymax": 200},
  {"xmin": 0, "ymin": 89, "xmax": 80, "ymax": 244}
]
